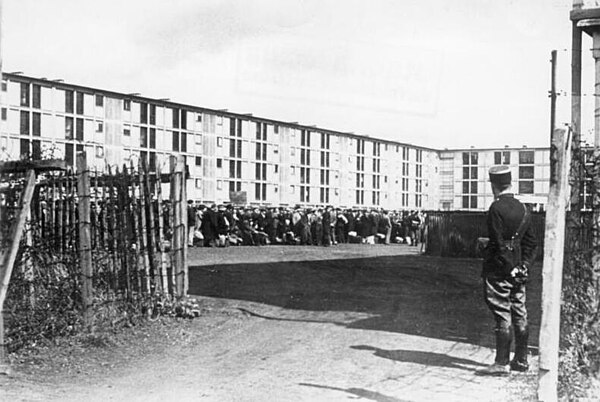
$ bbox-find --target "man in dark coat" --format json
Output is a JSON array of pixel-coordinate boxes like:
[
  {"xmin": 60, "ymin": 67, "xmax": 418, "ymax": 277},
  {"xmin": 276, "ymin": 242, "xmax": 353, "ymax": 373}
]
[
  {"xmin": 201, "ymin": 204, "xmax": 218, "ymax": 247},
  {"xmin": 322, "ymin": 206, "xmax": 332, "ymax": 246},
  {"xmin": 477, "ymin": 165, "xmax": 537, "ymax": 376}
]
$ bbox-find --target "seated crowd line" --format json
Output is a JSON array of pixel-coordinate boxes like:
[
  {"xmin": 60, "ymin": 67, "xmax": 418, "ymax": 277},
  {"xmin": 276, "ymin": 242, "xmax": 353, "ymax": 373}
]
[{"xmin": 186, "ymin": 202, "xmax": 428, "ymax": 251}]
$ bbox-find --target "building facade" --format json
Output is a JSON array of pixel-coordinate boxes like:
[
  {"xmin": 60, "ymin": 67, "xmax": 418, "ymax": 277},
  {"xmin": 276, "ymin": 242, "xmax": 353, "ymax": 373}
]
[{"xmin": 0, "ymin": 73, "xmax": 551, "ymax": 211}]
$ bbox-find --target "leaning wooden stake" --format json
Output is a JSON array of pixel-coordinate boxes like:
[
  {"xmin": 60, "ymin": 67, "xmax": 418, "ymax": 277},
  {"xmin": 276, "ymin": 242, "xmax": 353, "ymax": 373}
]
[
  {"xmin": 538, "ymin": 128, "xmax": 570, "ymax": 402},
  {"xmin": 0, "ymin": 169, "xmax": 36, "ymax": 371},
  {"xmin": 76, "ymin": 153, "xmax": 94, "ymax": 328}
]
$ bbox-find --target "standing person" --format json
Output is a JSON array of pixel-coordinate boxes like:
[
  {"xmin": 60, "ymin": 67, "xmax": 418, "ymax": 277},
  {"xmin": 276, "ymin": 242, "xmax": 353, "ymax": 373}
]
[
  {"xmin": 380, "ymin": 210, "xmax": 392, "ymax": 245},
  {"xmin": 187, "ymin": 200, "xmax": 196, "ymax": 247},
  {"xmin": 322, "ymin": 206, "xmax": 332, "ymax": 246},
  {"xmin": 477, "ymin": 165, "xmax": 537, "ymax": 376}
]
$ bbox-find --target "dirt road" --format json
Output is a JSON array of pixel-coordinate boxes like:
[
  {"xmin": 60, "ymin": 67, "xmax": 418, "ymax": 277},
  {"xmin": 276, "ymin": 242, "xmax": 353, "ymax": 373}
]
[{"xmin": 0, "ymin": 244, "xmax": 538, "ymax": 401}]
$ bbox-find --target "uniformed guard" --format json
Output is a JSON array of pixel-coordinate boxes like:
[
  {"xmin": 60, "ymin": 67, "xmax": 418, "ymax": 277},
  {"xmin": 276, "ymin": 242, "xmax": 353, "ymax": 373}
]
[{"xmin": 476, "ymin": 165, "xmax": 537, "ymax": 376}]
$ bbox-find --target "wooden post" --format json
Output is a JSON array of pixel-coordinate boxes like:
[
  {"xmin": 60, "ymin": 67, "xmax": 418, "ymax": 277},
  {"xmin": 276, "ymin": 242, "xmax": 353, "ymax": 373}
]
[
  {"xmin": 170, "ymin": 155, "xmax": 188, "ymax": 298},
  {"xmin": 130, "ymin": 161, "xmax": 143, "ymax": 295},
  {"xmin": 76, "ymin": 153, "xmax": 93, "ymax": 328},
  {"xmin": 538, "ymin": 128, "xmax": 570, "ymax": 402},
  {"xmin": 143, "ymin": 164, "xmax": 160, "ymax": 294},
  {"xmin": 107, "ymin": 167, "xmax": 120, "ymax": 293},
  {"xmin": 155, "ymin": 163, "xmax": 169, "ymax": 296},
  {"xmin": 137, "ymin": 162, "xmax": 151, "ymax": 295},
  {"xmin": 571, "ymin": 22, "xmax": 582, "ymax": 210},
  {"xmin": 550, "ymin": 50, "xmax": 557, "ymax": 139},
  {"xmin": 0, "ymin": 169, "xmax": 35, "ymax": 371}
]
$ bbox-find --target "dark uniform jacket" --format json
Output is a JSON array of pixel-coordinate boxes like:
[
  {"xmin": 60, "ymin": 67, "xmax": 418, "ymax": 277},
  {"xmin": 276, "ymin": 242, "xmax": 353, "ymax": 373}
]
[{"xmin": 483, "ymin": 194, "xmax": 537, "ymax": 278}]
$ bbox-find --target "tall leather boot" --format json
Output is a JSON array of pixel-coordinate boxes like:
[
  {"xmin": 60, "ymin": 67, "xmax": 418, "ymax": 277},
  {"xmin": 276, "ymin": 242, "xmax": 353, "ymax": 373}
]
[
  {"xmin": 494, "ymin": 327, "xmax": 512, "ymax": 365},
  {"xmin": 476, "ymin": 327, "xmax": 511, "ymax": 376},
  {"xmin": 511, "ymin": 324, "xmax": 529, "ymax": 372}
]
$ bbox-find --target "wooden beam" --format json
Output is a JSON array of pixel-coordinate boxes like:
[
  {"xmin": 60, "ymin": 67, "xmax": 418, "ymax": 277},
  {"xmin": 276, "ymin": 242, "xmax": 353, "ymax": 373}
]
[
  {"xmin": 76, "ymin": 153, "xmax": 93, "ymax": 327},
  {"xmin": 538, "ymin": 128, "xmax": 570, "ymax": 402}
]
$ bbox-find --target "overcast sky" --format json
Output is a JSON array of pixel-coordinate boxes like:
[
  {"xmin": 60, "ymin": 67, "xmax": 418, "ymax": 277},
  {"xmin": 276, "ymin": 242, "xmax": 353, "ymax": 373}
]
[{"xmin": 3, "ymin": 0, "xmax": 591, "ymax": 149}]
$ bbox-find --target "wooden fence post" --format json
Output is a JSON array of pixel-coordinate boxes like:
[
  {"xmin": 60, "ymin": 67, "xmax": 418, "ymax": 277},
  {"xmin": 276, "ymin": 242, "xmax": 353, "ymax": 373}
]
[
  {"xmin": 155, "ymin": 163, "xmax": 169, "ymax": 297},
  {"xmin": 170, "ymin": 155, "xmax": 188, "ymax": 298},
  {"xmin": 538, "ymin": 128, "xmax": 570, "ymax": 402},
  {"xmin": 76, "ymin": 153, "xmax": 93, "ymax": 328}
]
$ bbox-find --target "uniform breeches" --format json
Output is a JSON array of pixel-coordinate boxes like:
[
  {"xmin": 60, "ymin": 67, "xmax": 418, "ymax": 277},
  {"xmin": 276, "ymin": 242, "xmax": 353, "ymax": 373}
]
[{"xmin": 483, "ymin": 276, "xmax": 527, "ymax": 332}]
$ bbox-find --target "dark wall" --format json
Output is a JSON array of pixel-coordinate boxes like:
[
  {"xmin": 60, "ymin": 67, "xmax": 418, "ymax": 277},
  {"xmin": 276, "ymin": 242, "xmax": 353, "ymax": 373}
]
[{"xmin": 425, "ymin": 211, "xmax": 546, "ymax": 259}]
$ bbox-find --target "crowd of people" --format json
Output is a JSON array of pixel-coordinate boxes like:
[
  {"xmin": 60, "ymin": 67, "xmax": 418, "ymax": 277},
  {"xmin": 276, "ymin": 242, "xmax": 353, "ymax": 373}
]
[{"xmin": 187, "ymin": 202, "xmax": 427, "ymax": 251}]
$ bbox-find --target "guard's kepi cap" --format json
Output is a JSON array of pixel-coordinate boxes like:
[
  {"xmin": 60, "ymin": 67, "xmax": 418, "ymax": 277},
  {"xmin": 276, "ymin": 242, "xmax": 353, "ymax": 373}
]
[{"xmin": 489, "ymin": 165, "xmax": 512, "ymax": 185}]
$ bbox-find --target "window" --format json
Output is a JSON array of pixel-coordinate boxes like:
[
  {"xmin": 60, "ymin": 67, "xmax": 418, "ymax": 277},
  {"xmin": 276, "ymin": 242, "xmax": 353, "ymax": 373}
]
[
  {"xmin": 140, "ymin": 102, "xmax": 148, "ymax": 124},
  {"xmin": 196, "ymin": 113, "xmax": 202, "ymax": 122},
  {"xmin": 1, "ymin": 108, "xmax": 6, "ymax": 121},
  {"xmin": 96, "ymin": 146, "xmax": 104, "ymax": 158},
  {"xmin": 216, "ymin": 158, "xmax": 222, "ymax": 168},
  {"xmin": 124, "ymin": 99, "xmax": 131, "ymax": 111},
  {"xmin": 217, "ymin": 180, "xmax": 223, "ymax": 190},
  {"xmin": 195, "ymin": 134, "xmax": 202, "ymax": 145},
  {"xmin": 172, "ymin": 131, "xmax": 180, "ymax": 152},
  {"xmin": 519, "ymin": 181, "xmax": 534, "ymax": 194},
  {"xmin": 494, "ymin": 151, "xmax": 510, "ymax": 165},
  {"xmin": 31, "ymin": 113, "xmax": 42, "ymax": 141},
  {"xmin": 217, "ymin": 137, "xmax": 223, "ymax": 147},
  {"xmin": 20, "ymin": 111, "xmax": 30, "ymax": 135},
  {"xmin": 172, "ymin": 108, "xmax": 180, "ymax": 128},
  {"xmin": 32, "ymin": 85, "xmax": 41, "ymax": 109},
  {"xmin": 65, "ymin": 117, "xmax": 73, "ymax": 139},
  {"xmin": 76, "ymin": 118, "xmax": 84, "ymax": 140},
  {"xmin": 149, "ymin": 128, "xmax": 156, "ymax": 149},
  {"xmin": 124, "ymin": 128, "xmax": 131, "ymax": 137},
  {"xmin": 195, "ymin": 156, "xmax": 202, "ymax": 166},
  {"xmin": 519, "ymin": 166, "xmax": 534, "ymax": 179},
  {"xmin": 96, "ymin": 122, "xmax": 103, "ymax": 133},
  {"xmin": 181, "ymin": 132, "xmax": 187, "ymax": 152},
  {"xmin": 181, "ymin": 110, "xmax": 187, "ymax": 130},
  {"xmin": 76, "ymin": 92, "xmax": 84, "ymax": 115},
  {"xmin": 150, "ymin": 105, "xmax": 156, "ymax": 125},
  {"xmin": 65, "ymin": 143, "xmax": 74, "ymax": 166},
  {"xmin": 195, "ymin": 179, "xmax": 202, "ymax": 189},
  {"xmin": 95, "ymin": 94, "xmax": 104, "ymax": 107},
  {"xmin": 65, "ymin": 90, "xmax": 74, "ymax": 113},
  {"xmin": 140, "ymin": 127, "xmax": 148, "ymax": 148},
  {"xmin": 20, "ymin": 83, "xmax": 30, "ymax": 107},
  {"xmin": 274, "ymin": 125, "xmax": 279, "ymax": 134},
  {"xmin": 519, "ymin": 150, "xmax": 534, "ymax": 164},
  {"xmin": 1, "ymin": 81, "xmax": 6, "ymax": 91},
  {"xmin": 32, "ymin": 140, "xmax": 41, "ymax": 160}
]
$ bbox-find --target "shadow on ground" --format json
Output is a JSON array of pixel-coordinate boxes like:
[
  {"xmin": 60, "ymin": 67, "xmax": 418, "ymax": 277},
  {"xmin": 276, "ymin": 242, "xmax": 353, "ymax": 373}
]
[
  {"xmin": 350, "ymin": 345, "xmax": 485, "ymax": 371},
  {"xmin": 298, "ymin": 382, "xmax": 411, "ymax": 402},
  {"xmin": 189, "ymin": 253, "xmax": 541, "ymax": 351}
]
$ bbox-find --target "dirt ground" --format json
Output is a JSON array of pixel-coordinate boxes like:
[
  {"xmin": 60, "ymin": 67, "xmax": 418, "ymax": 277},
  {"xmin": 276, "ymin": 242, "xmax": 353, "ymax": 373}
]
[{"xmin": 0, "ymin": 244, "xmax": 540, "ymax": 401}]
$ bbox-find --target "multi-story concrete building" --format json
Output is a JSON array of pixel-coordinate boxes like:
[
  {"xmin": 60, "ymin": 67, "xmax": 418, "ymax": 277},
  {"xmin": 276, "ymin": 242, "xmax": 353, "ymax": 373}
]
[
  {"xmin": 438, "ymin": 146, "xmax": 550, "ymax": 211},
  {"xmin": 0, "ymin": 72, "xmax": 551, "ymax": 211}
]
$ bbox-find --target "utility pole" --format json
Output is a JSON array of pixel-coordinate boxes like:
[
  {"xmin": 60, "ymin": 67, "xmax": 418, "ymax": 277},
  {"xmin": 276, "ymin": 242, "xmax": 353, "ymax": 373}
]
[{"xmin": 550, "ymin": 50, "xmax": 557, "ymax": 139}]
